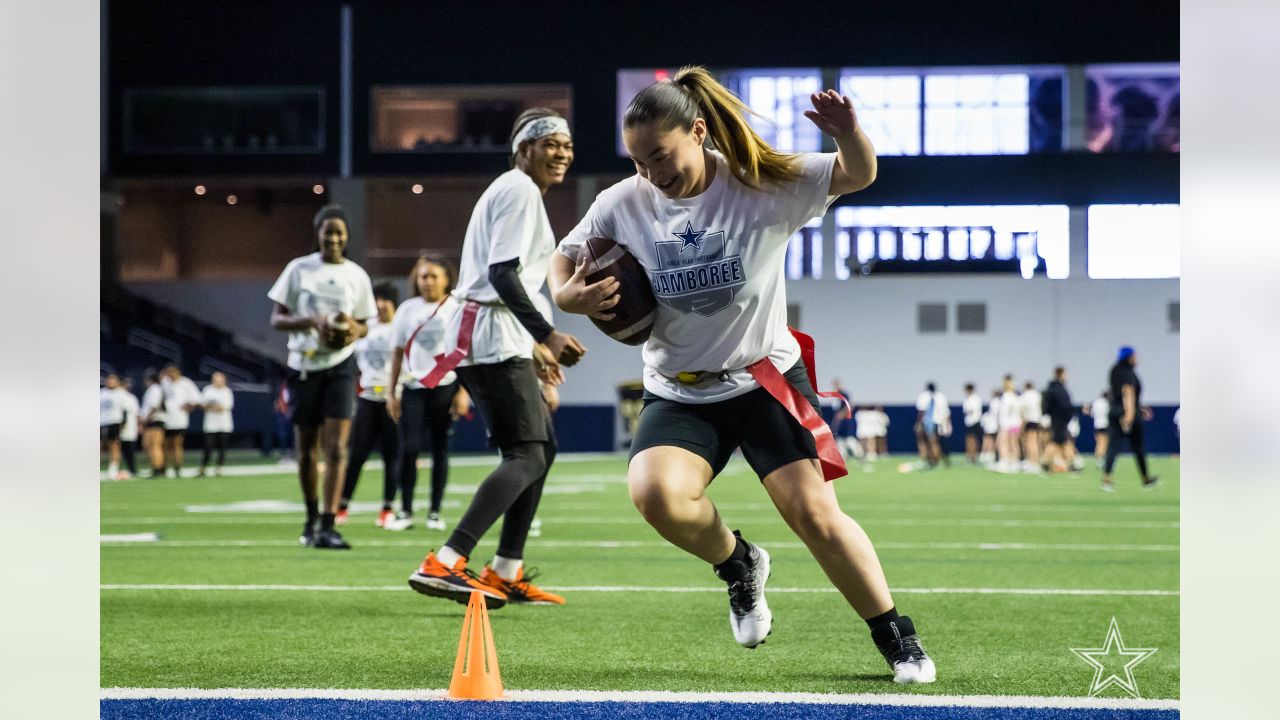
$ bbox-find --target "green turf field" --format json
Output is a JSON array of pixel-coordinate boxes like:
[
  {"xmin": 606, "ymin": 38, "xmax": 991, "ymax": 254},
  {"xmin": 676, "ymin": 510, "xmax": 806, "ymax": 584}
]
[{"xmin": 100, "ymin": 454, "xmax": 1178, "ymax": 699}]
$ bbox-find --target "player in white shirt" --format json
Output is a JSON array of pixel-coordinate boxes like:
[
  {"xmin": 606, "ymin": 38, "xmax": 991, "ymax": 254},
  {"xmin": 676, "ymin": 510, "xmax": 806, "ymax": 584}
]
[
  {"xmin": 160, "ymin": 364, "xmax": 201, "ymax": 478},
  {"xmin": 854, "ymin": 405, "xmax": 878, "ymax": 461},
  {"xmin": 914, "ymin": 382, "xmax": 951, "ymax": 469},
  {"xmin": 874, "ymin": 405, "xmax": 890, "ymax": 457},
  {"xmin": 980, "ymin": 389, "xmax": 1001, "ymax": 467},
  {"xmin": 100, "ymin": 374, "xmax": 124, "ymax": 479},
  {"xmin": 549, "ymin": 68, "xmax": 934, "ymax": 684},
  {"xmin": 961, "ymin": 383, "xmax": 983, "ymax": 465},
  {"xmin": 337, "ymin": 282, "xmax": 406, "ymax": 528},
  {"xmin": 1018, "ymin": 381, "xmax": 1043, "ymax": 473},
  {"xmin": 198, "ymin": 372, "xmax": 235, "ymax": 477},
  {"xmin": 116, "ymin": 378, "xmax": 140, "ymax": 480},
  {"xmin": 269, "ymin": 204, "xmax": 377, "ymax": 550},
  {"xmin": 996, "ymin": 376, "xmax": 1023, "ymax": 474},
  {"xmin": 139, "ymin": 369, "xmax": 167, "ymax": 477},
  {"xmin": 1082, "ymin": 391, "xmax": 1111, "ymax": 467},
  {"xmin": 386, "ymin": 259, "xmax": 472, "ymax": 532},
  {"xmin": 407, "ymin": 108, "xmax": 586, "ymax": 608}
]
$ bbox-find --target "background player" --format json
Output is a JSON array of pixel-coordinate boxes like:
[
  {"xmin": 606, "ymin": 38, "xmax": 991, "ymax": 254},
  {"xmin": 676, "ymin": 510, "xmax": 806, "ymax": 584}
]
[{"xmin": 199, "ymin": 372, "xmax": 234, "ymax": 477}]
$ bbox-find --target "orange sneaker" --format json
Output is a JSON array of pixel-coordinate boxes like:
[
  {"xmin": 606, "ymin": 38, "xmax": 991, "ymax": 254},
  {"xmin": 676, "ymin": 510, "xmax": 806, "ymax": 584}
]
[
  {"xmin": 408, "ymin": 552, "xmax": 507, "ymax": 609},
  {"xmin": 376, "ymin": 509, "xmax": 395, "ymax": 528},
  {"xmin": 479, "ymin": 566, "xmax": 565, "ymax": 606},
  {"xmin": 335, "ymin": 509, "xmax": 350, "ymax": 526}
]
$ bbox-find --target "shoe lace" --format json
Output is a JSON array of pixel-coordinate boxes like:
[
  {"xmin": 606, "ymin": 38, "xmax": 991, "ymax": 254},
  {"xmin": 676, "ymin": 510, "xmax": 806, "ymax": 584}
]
[
  {"xmin": 507, "ymin": 568, "xmax": 543, "ymax": 594},
  {"xmin": 889, "ymin": 635, "xmax": 926, "ymax": 664},
  {"xmin": 725, "ymin": 567, "xmax": 758, "ymax": 615}
]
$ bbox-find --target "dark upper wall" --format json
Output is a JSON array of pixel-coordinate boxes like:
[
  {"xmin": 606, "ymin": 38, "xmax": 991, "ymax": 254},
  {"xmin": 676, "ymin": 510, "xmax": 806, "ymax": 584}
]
[{"xmin": 107, "ymin": 0, "xmax": 1179, "ymax": 201}]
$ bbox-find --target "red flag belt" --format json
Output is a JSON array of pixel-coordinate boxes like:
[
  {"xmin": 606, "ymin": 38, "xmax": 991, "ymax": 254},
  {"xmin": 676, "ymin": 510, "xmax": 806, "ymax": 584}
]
[{"xmin": 404, "ymin": 300, "xmax": 479, "ymax": 388}]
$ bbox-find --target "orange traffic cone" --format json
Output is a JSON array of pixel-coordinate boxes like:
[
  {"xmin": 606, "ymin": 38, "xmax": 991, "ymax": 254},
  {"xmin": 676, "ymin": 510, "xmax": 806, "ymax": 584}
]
[{"xmin": 447, "ymin": 591, "xmax": 503, "ymax": 700}]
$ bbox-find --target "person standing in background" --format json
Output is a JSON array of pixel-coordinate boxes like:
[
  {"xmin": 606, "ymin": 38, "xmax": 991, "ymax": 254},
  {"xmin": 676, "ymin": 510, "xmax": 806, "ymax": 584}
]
[
  {"xmin": 875, "ymin": 405, "xmax": 890, "ymax": 458},
  {"xmin": 996, "ymin": 376, "xmax": 1023, "ymax": 474},
  {"xmin": 961, "ymin": 383, "xmax": 983, "ymax": 465},
  {"xmin": 1041, "ymin": 367, "xmax": 1076, "ymax": 473},
  {"xmin": 914, "ymin": 382, "xmax": 950, "ymax": 469},
  {"xmin": 199, "ymin": 372, "xmax": 235, "ymax": 477},
  {"xmin": 1019, "ymin": 381, "xmax": 1042, "ymax": 473},
  {"xmin": 854, "ymin": 404, "xmax": 878, "ymax": 462},
  {"xmin": 1083, "ymin": 390, "xmax": 1110, "ymax": 467},
  {"xmin": 830, "ymin": 379, "xmax": 862, "ymax": 459},
  {"xmin": 1101, "ymin": 346, "xmax": 1159, "ymax": 491},
  {"xmin": 140, "ymin": 369, "xmax": 167, "ymax": 477},
  {"xmin": 116, "ymin": 377, "xmax": 140, "ymax": 480},
  {"xmin": 160, "ymin": 364, "xmax": 201, "ymax": 478},
  {"xmin": 980, "ymin": 388, "xmax": 1000, "ymax": 468},
  {"xmin": 100, "ymin": 374, "xmax": 123, "ymax": 479}
]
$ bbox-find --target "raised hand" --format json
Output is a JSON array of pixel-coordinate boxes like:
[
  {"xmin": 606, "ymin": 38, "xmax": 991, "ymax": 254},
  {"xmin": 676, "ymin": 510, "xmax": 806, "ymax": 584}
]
[{"xmin": 803, "ymin": 89, "xmax": 859, "ymax": 139}]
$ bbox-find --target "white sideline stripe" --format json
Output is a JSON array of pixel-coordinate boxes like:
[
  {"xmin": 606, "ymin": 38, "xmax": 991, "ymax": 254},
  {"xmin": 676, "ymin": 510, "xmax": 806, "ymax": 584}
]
[
  {"xmin": 99, "ymin": 516, "xmax": 1179, "ymax": 529},
  {"xmin": 99, "ymin": 687, "xmax": 1179, "ymax": 710},
  {"xmin": 99, "ymin": 584, "xmax": 1178, "ymax": 597},
  {"xmin": 153, "ymin": 453, "xmax": 625, "ymax": 478},
  {"xmin": 99, "ymin": 538, "xmax": 1178, "ymax": 552}
]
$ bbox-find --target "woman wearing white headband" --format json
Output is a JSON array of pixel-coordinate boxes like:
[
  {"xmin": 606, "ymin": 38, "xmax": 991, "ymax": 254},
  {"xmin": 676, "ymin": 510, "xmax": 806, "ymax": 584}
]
[{"xmin": 407, "ymin": 107, "xmax": 586, "ymax": 608}]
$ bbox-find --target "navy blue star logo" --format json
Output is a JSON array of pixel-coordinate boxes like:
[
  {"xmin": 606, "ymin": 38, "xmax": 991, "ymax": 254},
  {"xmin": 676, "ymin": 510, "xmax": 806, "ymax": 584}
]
[{"xmin": 672, "ymin": 222, "xmax": 707, "ymax": 254}]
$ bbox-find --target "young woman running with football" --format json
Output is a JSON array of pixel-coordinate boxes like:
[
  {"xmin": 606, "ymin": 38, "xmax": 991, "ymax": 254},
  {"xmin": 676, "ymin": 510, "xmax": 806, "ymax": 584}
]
[
  {"xmin": 549, "ymin": 67, "xmax": 935, "ymax": 684},
  {"xmin": 406, "ymin": 108, "xmax": 585, "ymax": 608}
]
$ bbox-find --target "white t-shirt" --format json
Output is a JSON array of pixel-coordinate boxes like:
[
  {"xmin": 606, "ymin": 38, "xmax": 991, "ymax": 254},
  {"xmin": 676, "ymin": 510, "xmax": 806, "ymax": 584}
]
[
  {"xmin": 162, "ymin": 376, "xmax": 202, "ymax": 431},
  {"xmin": 915, "ymin": 391, "xmax": 950, "ymax": 424},
  {"xmin": 100, "ymin": 387, "xmax": 123, "ymax": 426},
  {"xmin": 449, "ymin": 169, "xmax": 557, "ymax": 366},
  {"xmin": 267, "ymin": 252, "xmax": 377, "ymax": 372},
  {"xmin": 141, "ymin": 383, "xmax": 166, "ymax": 426},
  {"xmin": 354, "ymin": 319, "xmax": 396, "ymax": 401},
  {"xmin": 1091, "ymin": 397, "xmax": 1111, "ymax": 430},
  {"xmin": 981, "ymin": 398, "xmax": 1000, "ymax": 435},
  {"xmin": 963, "ymin": 393, "xmax": 983, "ymax": 426},
  {"xmin": 116, "ymin": 389, "xmax": 140, "ymax": 442},
  {"xmin": 201, "ymin": 385, "xmax": 235, "ymax": 433},
  {"xmin": 875, "ymin": 410, "xmax": 890, "ymax": 437},
  {"xmin": 1020, "ymin": 389, "xmax": 1043, "ymax": 423},
  {"xmin": 392, "ymin": 295, "xmax": 460, "ymax": 388},
  {"xmin": 560, "ymin": 151, "xmax": 837, "ymax": 403},
  {"xmin": 854, "ymin": 409, "xmax": 876, "ymax": 439},
  {"xmin": 998, "ymin": 390, "xmax": 1023, "ymax": 430}
]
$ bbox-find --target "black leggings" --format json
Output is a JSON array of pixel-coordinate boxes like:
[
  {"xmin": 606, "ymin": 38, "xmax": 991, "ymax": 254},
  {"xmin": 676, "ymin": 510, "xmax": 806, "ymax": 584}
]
[
  {"xmin": 446, "ymin": 437, "xmax": 556, "ymax": 560},
  {"xmin": 1103, "ymin": 420, "xmax": 1149, "ymax": 478},
  {"xmin": 121, "ymin": 440, "xmax": 138, "ymax": 475},
  {"xmin": 341, "ymin": 397, "xmax": 400, "ymax": 507},
  {"xmin": 201, "ymin": 432, "xmax": 229, "ymax": 469},
  {"xmin": 398, "ymin": 385, "xmax": 457, "ymax": 515}
]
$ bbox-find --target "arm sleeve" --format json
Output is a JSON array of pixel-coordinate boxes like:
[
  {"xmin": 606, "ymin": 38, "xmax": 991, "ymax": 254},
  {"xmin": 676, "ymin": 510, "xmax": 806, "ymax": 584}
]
[{"xmin": 489, "ymin": 259, "xmax": 554, "ymax": 343}]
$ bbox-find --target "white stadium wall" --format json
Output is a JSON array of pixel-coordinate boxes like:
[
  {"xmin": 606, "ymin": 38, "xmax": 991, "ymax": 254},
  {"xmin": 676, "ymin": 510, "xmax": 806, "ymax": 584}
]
[{"xmin": 127, "ymin": 276, "xmax": 1179, "ymax": 405}]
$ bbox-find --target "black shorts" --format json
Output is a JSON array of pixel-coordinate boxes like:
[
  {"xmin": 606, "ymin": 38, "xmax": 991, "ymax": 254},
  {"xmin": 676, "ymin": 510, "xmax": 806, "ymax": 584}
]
[
  {"xmin": 146, "ymin": 420, "xmax": 165, "ymax": 430},
  {"xmin": 966, "ymin": 423, "xmax": 983, "ymax": 440},
  {"xmin": 1050, "ymin": 420, "xmax": 1071, "ymax": 445},
  {"xmin": 101, "ymin": 424, "xmax": 121, "ymax": 442},
  {"xmin": 164, "ymin": 428, "xmax": 185, "ymax": 438},
  {"xmin": 630, "ymin": 362, "xmax": 821, "ymax": 480},
  {"xmin": 288, "ymin": 354, "xmax": 358, "ymax": 426},
  {"xmin": 456, "ymin": 358, "xmax": 551, "ymax": 448},
  {"xmin": 1023, "ymin": 421, "xmax": 1040, "ymax": 432}
]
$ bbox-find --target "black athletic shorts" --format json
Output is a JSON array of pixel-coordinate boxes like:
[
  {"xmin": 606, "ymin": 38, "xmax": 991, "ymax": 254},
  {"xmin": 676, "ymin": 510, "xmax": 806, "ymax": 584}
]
[
  {"xmin": 1050, "ymin": 418, "xmax": 1072, "ymax": 445},
  {"xmin": 164, "ymin": 427, "xmax": 185, "ymax": 438},
  {"xmin": 456, "ymin": 357, "xmax": 551, "ymax": 448},
  {"xmin": 288, "ymin": 354, "xmax": 358, "ymax": 426},
  {"xmin": 1023, "ymin": 421, "xmax": 1040, "ymax": 432},
  {"xmin": 630, "ymin": 361, "xmax": 821, "ymax": 480},
  {"xmin": 146, "ymin": 420, "xmax": 165, "ymax": 430},
  {"xmin": 101, "ymin": 424, "xmax": 121, "ymax": 442},
  {"xmin": 966, "ymin": 422, "xmax": 982, "ymax": 440}
]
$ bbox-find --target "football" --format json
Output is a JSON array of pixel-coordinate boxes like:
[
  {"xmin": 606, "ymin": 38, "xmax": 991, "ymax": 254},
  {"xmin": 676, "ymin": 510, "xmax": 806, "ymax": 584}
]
[
  {"xmin": 322, "ymin": 311, "xmax": 354, "ymax": 349},
  {"xmin": 581, "ymin": 237, "xmax": 656, "ymax": 346}
]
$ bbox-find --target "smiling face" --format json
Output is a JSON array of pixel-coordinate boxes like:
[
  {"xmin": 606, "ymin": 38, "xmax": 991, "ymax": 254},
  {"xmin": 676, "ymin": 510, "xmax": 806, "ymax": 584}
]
[
  {"xmin": 623, "ymin": 119, "xmax": 709, "ymax": 199},
  {"xmin": 518, "ymin": 134, "xmax": 574, "ymax": 191},
  {"xmin": 317, "ymin": 218, "xmax": 348, "ymax": 262}
]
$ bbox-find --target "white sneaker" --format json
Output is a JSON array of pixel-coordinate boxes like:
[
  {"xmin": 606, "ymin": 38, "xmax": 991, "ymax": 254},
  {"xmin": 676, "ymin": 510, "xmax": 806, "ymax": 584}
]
[
  {"xmin": 715, "ymin": 538, "xmax": 772, "ymax": 648},
  {"xmin": 873, "ymin": 616, "xmax": 937, "ymax": 684},
  {"xmin": 425, "ymin": 512, "xmax": 446, "ymax": 531},
  {"xmin": 165, "ymin": 468, "xmax": 178, "ymax": 479},
  {"xmin": 385, "ymin": 513, "xmax": 415, "ymax": 531}
]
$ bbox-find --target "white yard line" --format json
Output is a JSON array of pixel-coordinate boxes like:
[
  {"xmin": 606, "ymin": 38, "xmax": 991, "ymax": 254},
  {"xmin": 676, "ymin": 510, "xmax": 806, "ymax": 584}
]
[
  {"xmin": 99, "ymin": 583, "xmax": 1178, "ymax": 597},
  {"xmin": 99, "ymin": 686, "xmax": 1179, "ymax": 710},
  {"xmin": 99, "ymin": 516, "xmax": 1179, "ymax": 528},
  {"xmin": 99, "ymin": 538, "xmax": 1177, "ymax": 552}
]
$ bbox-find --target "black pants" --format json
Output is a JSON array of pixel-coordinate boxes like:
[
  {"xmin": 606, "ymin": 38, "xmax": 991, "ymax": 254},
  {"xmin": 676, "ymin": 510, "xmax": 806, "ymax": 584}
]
[
  {"xmin": 201, "ymin": 432, "xmax": 230, "ymax": 469},
  {"xmin": 121, "ymin": 440, "xmax": 138, "ymax": 475},
  {"xmin": 398, "ymin": 385, "xmax": 457, "ymax": 515},
  {"xmin": 342, "ymin": 397, "xmax": 400, "ymax": 507},
  {"xmin": 1103, "ymin": 420, "xmax": 1149, "ymax": 478}
]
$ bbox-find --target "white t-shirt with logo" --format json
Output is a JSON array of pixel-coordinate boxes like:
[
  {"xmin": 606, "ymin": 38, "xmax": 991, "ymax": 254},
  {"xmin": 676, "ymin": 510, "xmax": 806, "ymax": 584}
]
[
  {"xmin": 1091, "ymin": 397, "xmax": 1111, "ymax": 430},
  {"xmin": 354, "ymin": 319, "xmax": 396, "ymax": 401},
  {"xmin": 268, "ymin": 252, "xmax": 377, "ymax": 372},
  {"xmin": 1020, "ymin": 389, "xmax": 1043, "ymax": 423},
  {"xmin": 392, "ymin": 295, "xmax": 460, "ymax": 389},
  {"xmin": 963, "ymin": 393, "xmax": 983, "ymax": 427},
  {"xmin": 560, "ymin": 151, "xmax": 837, "ymax": 403},
  {"xmin": 201, "ymin": 385, "xmax": 235, "ymax": 433},
  {"xmin": 141, "ymin": 383, "xmax": 166, "ymax": 426},
  {"xmin": 162, "ymin": 376, "xmax": 202, "ymax": 431},
  {"xmin": 116, "ymin": 388, "xmax": 140, "ymax": 441},
  {"xmin": 449, "ymin": 169, "xmax": 557, "ymax": 366},
  {"xmin": 100, "ymin": 387, "xmax": 123, "ymax": 426}
]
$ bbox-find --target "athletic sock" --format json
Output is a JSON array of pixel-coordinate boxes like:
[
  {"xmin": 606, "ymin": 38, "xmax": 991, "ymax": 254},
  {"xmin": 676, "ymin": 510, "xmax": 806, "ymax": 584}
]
[
  {"xmin": 339, "ymin": 500, "xmax": 349, "ymax": 511},
  {"xmin": 492, "ymin": 555, "xmax": 523, "ymax": 582},
  {"xmin": 865, "ymin": 607, "xmax": 900, "ymax": 631},
  {"xmin": 319, "ymin": 513, "xmax": 335, "ymax": 532},
  {"xmin": 869, "ymin": 612, "xmax": 917, "ymax": 648},
  {"xmin": 305, "ymin": 500, "xmax": 320, "ymax": 526},
  {"xmin": 437, "ymin": 545, "xmax": 463, "ymax": 567},
  {"xmin": 713, "ymin": 530, "xmax": 753, "ymax": 583}
]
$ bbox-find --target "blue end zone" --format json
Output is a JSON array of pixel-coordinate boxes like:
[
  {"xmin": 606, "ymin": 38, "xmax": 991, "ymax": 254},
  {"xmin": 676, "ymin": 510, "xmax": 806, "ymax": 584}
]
[{"xmin": 101, "ymin": 699, "xmax": 1179, "ymax": 720}]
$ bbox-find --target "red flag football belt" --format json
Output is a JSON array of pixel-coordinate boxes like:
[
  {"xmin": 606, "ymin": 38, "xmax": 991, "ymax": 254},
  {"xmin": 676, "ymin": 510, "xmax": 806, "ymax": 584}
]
[{"xmin": 403, "ymin": 300, "xmax": 479, "ymax": 388}]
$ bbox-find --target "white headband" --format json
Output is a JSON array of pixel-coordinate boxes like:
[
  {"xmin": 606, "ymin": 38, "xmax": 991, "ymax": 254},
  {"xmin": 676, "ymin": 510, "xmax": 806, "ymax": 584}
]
[{"xmin": 511, "ymin": 116, "xmax": 571, "ymax": 154}]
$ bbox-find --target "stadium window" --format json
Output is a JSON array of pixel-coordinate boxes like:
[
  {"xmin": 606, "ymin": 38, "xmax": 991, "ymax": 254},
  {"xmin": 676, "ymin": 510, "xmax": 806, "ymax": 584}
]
[
  {"xmin": 371, "ymin": 85, "xmax": 571, "ymax": 153},
  {"xmin": 1087, "ymin": 204, "xmax": 1181, "ymax": 279},
  {"xmin": 784, "ymin": 216, "xmax": 824, "ymax": 280},
  {"xmin": 834, "ymin": 205, "xmax": 1070, "ymax": 278},
  {"xmin": 924, "ymin": 73, "xmax": 1030, "ymax": 155},
  {"xmin": 123, "ymin": 87, "xmax": 325, "ymax": 154},
  {"xmin": 1085, "ymin": 63, "xmax": 1179, "ymax": 153},
  {"xmin": 721, "ymin": 69, "xmax": 823, "ymax": 152},
  {"xmin": 917, "ymin": 303, "xmax": 948, "ymax": 334},
  {"xmin": 840, "ymin": 73, "xmax": 922, "ymax": 156}
]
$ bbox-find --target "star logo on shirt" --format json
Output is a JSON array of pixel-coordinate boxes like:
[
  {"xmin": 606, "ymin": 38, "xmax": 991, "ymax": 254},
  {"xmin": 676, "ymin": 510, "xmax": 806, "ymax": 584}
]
[
  {"xmin": 1070, "ymin": 617, "xmax": 1158, "ymax": 698},
  {"xmin": 672, "ymin": 221, "xmax": 707, "ymax": 254}
]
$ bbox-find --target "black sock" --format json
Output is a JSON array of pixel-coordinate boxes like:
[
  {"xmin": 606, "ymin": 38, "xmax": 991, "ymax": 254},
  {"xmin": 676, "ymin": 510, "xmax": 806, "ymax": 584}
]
[
  {"xmin": 305, "ymin": 500, "xmax": 320, "ymax": 525},
  {"xmin": 339, "ymin": 500, "xmax": 349, "ymax": 511},
  {"xmin": 865, "ymin": 607, "xmax": 900, "ymax": 630},
  {"xmin": 320, "ymin": 513, "xmax": 335, "ymax": 531},
  {"xmin": 713, "ymin": 530, "xmax": 753, "ymax": 583}
]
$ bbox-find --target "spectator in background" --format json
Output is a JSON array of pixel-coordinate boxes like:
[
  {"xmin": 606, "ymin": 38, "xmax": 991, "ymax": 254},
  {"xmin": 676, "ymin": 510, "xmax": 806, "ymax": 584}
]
[
  {"xmin": 1019, "ymin": 381, "xmax": 1043, "ymax": 473},
  {"xmin": 272, "ymin": 377, "xmax": 294, "ymax": 462},
  {"xmin": 116, "ymin": 377, "xmax": 140, "ymax": 480},
  {"xmin": 140, "ymin": 369, "xmax": 167, "ymax": 477},
  {"xmin": 980, "ymin": 388, "xmax": 1000, "ymax": 468},
  {"xmin": 1110, "ymin": 85, "xmax": 1160, "ymax": 153},
  {"xmin": 199, "ymin": 372, "xmax": 235, "ymax": 477},
  {"xmin": 914, "ymin": 382, "xmax": 950, "ymax": 469},
  {"xmin": 830, "ymin": 379, "xmax": 862, "ymax": 459},
  {"xmin": 160, "ymin": 364, "xmax": 202, "ymax": 478},
  {"xmin": 1041, "ymin": 367, "xmax": 1076, "ymax": 473},
  {"xmin": 1083, "ymin": 390, "xmax": 1111, "ymax": 467},
  {"xmin": 996, "ymin": 376, "xmax": 1023, "ymax": 474},
  {"xmin": 100, "ymin": 374, "xmax": 123, "ymax": 479},
  {"xmin": 961, "ymin": 383, "xmax": 983, "ymax": 465},
  {"xmin": 855, "ymin": 404, "xmax": 878, "ymax": 462},
  {"xmin": 875, "ymin": 405, "xmax": 890, "ymax": 457},
  {"xmin": 1102, "ymin": 346, "xmax": 1159, "ymax": 491}
]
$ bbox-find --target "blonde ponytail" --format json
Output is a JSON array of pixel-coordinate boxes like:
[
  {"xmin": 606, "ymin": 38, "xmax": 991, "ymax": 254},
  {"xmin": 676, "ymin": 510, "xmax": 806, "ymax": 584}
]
[{"xmin": 623, "ymin": 65, "xmax": 801, "ymax": 190}]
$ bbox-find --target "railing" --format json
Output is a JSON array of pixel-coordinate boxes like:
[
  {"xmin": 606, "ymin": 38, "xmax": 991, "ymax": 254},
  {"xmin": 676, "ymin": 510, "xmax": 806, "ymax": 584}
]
[
  {"xmin": 126, "ymin": 328, "xmax": 183, "ymax": 366},
  {"xmin": 197, "ymin": 356, "xmax": 256, "ymax": 384}
]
